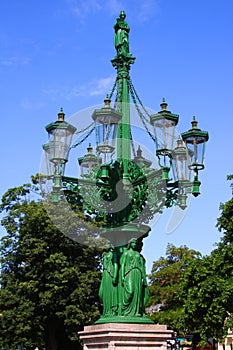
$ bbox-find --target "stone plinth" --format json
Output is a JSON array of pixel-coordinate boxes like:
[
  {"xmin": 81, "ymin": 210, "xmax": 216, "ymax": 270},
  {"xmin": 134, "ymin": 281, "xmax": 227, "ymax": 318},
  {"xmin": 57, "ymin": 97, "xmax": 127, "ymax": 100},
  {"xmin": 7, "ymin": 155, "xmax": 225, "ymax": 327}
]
[{"xmin": 79, "ymin": 323, "xmax": 174, "ymax": 349}]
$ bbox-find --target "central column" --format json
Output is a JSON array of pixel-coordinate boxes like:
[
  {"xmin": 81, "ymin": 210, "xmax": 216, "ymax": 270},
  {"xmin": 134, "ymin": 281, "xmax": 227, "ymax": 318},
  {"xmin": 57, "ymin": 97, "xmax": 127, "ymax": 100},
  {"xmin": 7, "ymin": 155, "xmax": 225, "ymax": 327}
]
[{"xmin": 111, "ymin": 10, "xmax": 135, "ymax": 182}]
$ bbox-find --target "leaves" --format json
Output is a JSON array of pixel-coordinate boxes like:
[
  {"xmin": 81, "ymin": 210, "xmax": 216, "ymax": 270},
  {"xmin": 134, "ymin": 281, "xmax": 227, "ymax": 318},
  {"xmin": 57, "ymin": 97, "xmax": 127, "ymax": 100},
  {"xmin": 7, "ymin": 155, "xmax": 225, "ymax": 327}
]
[
  {"xmin": 180, "ymin": 176, "xmax": 233, "ymax": 342},
  {"xmin": 147, "ymin": 174, "xmax": 233, "ymax": 342},
  {"xmin": 0, "ymin": 179, "xmax": 102, "ymax": 349},
  {"xmin": 147, "ymin": 243, "xmax": 201, "ymax": 332}
]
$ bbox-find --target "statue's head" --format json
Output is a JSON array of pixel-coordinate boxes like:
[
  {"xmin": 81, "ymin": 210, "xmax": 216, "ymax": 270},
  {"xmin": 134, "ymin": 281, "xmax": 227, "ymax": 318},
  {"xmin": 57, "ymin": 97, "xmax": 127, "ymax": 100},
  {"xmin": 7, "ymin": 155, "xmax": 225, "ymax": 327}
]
[
  {"xmin": 106, "ymin": 241, "xmax": 114, "ymax": 251},
  {"xmin": 128, "ymin": 238, "xmax": 137, "ymax": 249},
  {"xmin": 119, "ymin": 10, "xmax": 126, "ymax": 20}
]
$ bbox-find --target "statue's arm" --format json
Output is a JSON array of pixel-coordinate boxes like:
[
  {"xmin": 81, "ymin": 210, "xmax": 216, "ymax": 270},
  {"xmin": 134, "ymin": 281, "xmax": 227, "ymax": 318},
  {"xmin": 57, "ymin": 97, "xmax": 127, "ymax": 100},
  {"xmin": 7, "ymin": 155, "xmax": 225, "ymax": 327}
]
[
  {"xmin": 121, "ymin": 252, "xmax": 127, "ymax": 285},
  {"xmin": 112, "ymin": 250, "xmax": 119, "ymax": 285}
]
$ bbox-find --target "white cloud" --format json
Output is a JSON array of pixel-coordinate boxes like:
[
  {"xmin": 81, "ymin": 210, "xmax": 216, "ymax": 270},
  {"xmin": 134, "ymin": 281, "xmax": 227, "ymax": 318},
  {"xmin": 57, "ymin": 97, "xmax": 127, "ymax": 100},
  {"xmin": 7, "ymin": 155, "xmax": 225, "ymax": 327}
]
[
  {"xmin": 89, "ymin": 75, "xmax": 115, "ymax": 96},
  {"xmin": 105, "ymin": 0, "xmax": 124, "ymax": 15},
  {"xmin": 66, "ymin": 0, "xmax": 159, "ymax": 23},
  {"xmin": 139, "ymin": 0, "xmax": 159, "ymax": 22},
  {"xmin": 0, "ymin": 55, "xmax": 31, "ymax": 66},
  {"xmin": 42, "ymin": 75, "xmax": 115, "ymax": 101},
  {"xmin": 67, "ymin": 0, "xmax": 102, "ymax": 19}
]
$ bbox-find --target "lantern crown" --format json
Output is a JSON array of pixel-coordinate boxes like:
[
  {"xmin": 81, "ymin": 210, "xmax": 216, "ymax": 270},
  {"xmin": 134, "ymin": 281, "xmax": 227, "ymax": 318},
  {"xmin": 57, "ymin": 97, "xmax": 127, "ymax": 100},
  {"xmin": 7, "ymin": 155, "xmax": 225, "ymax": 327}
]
[{"xmin": 45, "ymin": 108, "xmax": 76, "ymax": 135}]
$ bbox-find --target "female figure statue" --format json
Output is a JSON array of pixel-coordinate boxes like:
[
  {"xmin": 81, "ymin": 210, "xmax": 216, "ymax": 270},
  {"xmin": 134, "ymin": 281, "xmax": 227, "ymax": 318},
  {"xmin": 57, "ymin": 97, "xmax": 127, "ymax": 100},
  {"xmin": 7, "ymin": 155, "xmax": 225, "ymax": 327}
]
[
  {"xmin": 98, "ymin": 244, "xmax": 118, "ymax": 317},
  {"xmin": 120, "ymin": 238, "xmax": 149, "ymax": 317},
  {"xmin": 114, "ymin": 11, "xmax": 131, "ymax": 57}
]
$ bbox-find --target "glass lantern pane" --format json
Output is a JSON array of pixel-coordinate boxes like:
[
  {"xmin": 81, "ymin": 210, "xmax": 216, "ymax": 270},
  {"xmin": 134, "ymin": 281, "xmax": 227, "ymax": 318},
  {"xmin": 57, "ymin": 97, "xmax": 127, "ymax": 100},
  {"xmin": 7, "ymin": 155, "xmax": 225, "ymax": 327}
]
[
  {"xmin": 80, "ymin": 162, "xmax": 96, "ymax": 176},
  {"xmin": 42, "ymin": 144, "xmax": 55, "ymax": 176},
  {"xmin": 54, "ymin": 141, "xmax": 69, "ymax": 161},
  {"xmin": 96, "ymin": 122, "xmax": 117, "ymax": 153},
  {"xmin": 48, "ymin": 140, "xmax": 69, "ymax": 162},
  {"xmin": 80, "ymin": 159, "xmax": 100, "ymax": 176},
  {"xmin": 184, "ymin": 136, "xmax": 206, "ymax": 168},
  {"xmin": 153, "ymin": 118, "xmax": 176, "ymax": 150},
  {"xmin": 44, "ymin": 149, "xmax": 55, "ymax": 176},
  {"xmin": 172, "ymin": 139, "xmax": 191, "ymax": 182},
  {"xmin": 97, "ymin": 114, "xmax": 119, "ymax": 124},
  {"xmin": 51, "ymin": 129, "xmax": 72, "ymax": 161},
  {"xmin": 175, "ymin": 156, "xmax": 189, "ymax": 181}
]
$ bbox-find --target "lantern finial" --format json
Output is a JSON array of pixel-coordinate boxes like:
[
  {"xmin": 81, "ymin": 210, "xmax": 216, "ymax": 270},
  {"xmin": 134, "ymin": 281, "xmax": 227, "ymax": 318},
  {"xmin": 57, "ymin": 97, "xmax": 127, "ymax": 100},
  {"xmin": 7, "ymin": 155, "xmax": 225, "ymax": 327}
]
[
  {"xmin": 104, "ymin": 95, "xmax": 111, "ymax": 108},
  {"xmin": 137, "ymin": 146, "xmax": 142, "ymax": 158},
  {"xmin": 160, "ymin": 98, "xmax": 168, "ymax": 111},
  {"xmin": 87, "ymin": 143, "xmax": 93, "ymax": 154},
  {"xmin": 191, "ymin": 116, "xmax": 198, "ymax": 129},
  {"xmin": 58, "ymin": 107, "xmax": 65, "ymax": 122}
]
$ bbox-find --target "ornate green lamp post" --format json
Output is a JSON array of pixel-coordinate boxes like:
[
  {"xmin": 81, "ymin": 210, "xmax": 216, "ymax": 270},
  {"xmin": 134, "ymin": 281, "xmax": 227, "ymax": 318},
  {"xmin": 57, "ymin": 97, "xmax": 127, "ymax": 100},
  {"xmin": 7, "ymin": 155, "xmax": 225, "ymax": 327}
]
[{"xmin": 42, "ymin": 11, "xmax": 209, "ymax": 325}]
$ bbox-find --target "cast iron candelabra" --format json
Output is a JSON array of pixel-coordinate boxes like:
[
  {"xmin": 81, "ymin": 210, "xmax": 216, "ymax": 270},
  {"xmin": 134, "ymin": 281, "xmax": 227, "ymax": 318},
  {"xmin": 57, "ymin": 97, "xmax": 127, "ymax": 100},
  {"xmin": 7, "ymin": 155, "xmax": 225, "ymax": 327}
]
[{"xmin": 42, "ymin": 11, "xmax": 209, "ymax": 324}]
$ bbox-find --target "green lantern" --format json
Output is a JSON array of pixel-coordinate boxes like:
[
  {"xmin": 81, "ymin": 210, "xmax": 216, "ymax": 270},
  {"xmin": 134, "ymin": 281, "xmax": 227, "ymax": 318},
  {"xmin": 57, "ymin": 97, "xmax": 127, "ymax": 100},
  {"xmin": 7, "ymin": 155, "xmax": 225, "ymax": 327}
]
[
  {"xmin": 172, "ymin": 137, "xmax": 189, "ymax": 182},
  {"xmin": 44, "ymin": 108, "xmax": 77, "ymax": 202},
  {"xmin": 181, "ymin": 116, "xmax": 209, "ymax": 171},
  {"xmin": 45, "ymin": 108, "xmax": 77, "ymax": 176},
  {"xmin": 92, "ymin": 96, "xmax": 122, "ymax": 160},
  {"xmin": 78, "ymin": 143, "xmax": 101, "ymax": 176},
  {"xmin": 181, "ymin": 117, "xmax": 209, "ymax": 197},
  {"xmin": 150, "ymin": 99, "xmax": 179, "ymax": 180}
]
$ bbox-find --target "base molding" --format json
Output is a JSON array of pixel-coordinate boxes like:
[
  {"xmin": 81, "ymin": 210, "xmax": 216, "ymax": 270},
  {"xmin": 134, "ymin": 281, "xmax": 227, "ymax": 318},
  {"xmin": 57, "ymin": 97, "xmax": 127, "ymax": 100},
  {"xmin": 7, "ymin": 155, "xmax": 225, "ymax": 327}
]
[{"xmin": 79, "ymin": 322, "xmax": 174, "ymax": 349}]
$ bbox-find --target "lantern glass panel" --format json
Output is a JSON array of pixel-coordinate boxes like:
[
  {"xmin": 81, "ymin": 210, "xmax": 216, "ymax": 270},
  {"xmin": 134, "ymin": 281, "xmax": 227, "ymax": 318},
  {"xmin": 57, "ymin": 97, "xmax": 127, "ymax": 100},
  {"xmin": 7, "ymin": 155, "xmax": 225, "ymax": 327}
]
[
  {"xmin": 173, "ymin": 150, "xmax": 190, "ymax": 181},
  {"xmin": 48, "ymin": 140, "xmax": 69, "ymax": 163},
  {"xmin": 92, "ymin": 98, "xmax": 122, "ymax": 155},
  {"xmin": 95, "ymin": 122, "xmax": 118, "ymax": 153},
  {"xmin": 183, "ymin": 136, "xmax": 206, "ymax": 169},
  {"xmin": 153, "ymin": 117, "xmax": 176, "ymax": 151},
  {"xmin": 48, "ymin": 126, "xmax": 73, "ymax": 161},
  {"xmin": 42, "ymin": 144, "xmax": 55, "ymax": 176},
  {"xmin": 171, "ymin": 138, "xmax": 190, "ymax": 182},
  {"xmin": 79, "ymin": 156, "xmax": 101, "ymax": 176}
]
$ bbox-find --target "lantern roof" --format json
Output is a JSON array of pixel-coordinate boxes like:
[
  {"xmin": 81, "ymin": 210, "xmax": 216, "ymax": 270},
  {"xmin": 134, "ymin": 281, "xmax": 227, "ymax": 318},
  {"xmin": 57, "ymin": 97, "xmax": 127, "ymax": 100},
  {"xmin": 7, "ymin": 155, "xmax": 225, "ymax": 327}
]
[
  {"xmin": 78, "ymin": 144, "xmax": 101, "ymax": 167},
  {"xmin": 181, "ymin": 116, "xmax": 209, "ymax": 144},
  {"xmin": 45, "ymin": 108, "xmax": 77, "ymax": 134},
  {"xmin": 91, "ymin": 96, "xmax": 122, "ymax": 123},
  {"xmin": 173, "ymin": 137, "xmax": 187, "ymax": 153},
  {"xmin": 150, "ymin": 98, "xmax": 179, "ymax": 125},
  {"xmin": 133, "ymin": 146, "xmax": 152, "ymax": 168}
]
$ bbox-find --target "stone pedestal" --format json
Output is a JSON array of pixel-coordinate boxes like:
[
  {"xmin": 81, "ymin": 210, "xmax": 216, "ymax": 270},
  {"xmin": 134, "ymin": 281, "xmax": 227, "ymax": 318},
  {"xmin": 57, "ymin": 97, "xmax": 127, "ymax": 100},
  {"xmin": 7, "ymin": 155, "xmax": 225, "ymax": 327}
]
[{"xmin": 79, "ymin": 323, "xmax": 174, "ymax": 349}]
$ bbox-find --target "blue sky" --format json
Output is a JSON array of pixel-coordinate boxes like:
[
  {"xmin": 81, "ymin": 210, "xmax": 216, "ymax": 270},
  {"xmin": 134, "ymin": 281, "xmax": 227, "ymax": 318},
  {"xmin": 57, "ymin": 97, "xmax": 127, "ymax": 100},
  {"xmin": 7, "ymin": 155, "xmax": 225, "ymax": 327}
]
[{"xmin": 1, "ymin": 0, "xmax": 233, "ymax": 272}]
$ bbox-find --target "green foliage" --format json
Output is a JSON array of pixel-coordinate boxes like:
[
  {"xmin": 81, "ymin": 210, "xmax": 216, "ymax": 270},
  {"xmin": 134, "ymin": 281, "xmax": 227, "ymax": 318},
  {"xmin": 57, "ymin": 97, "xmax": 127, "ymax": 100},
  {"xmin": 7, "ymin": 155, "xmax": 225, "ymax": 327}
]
[
  {"xmin": 180, "ymin": 176, "xmax": 233, "ymax": 342},
  {"xmin": 0, "ymin": 178, "xmax": 102, "ymax": 349},
  {"xmin": 147, "ymin": 176, "xmax": 233, "ymax": 342},
  {"xmin": 148, "ymin": 243, "xmax": 201, "ymax": 332},
  {"xmin": 180, "ymin": 248, "xmax": 233, "ymax": 342}
]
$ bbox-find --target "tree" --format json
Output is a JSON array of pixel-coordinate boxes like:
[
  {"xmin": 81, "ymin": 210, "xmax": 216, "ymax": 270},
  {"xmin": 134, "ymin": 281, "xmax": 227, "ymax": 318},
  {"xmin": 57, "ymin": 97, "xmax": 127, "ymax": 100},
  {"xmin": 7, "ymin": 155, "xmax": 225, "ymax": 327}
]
[
  {"xmin": 147, "ymin": 243, "xmax": 201, "ymax": 332},
  {"xmin": 181, "ymin": 176, "xmax": 233, "ymax": 342},
  {"xmin": 0, "ymin": 178, "xmax": 102, "ymax": 350}
]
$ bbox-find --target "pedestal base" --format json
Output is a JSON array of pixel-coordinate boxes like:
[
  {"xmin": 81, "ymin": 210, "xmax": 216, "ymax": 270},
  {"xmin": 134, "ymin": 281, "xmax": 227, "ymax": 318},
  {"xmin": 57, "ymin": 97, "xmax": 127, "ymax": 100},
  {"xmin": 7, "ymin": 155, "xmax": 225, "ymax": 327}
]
[{"xmin": 79, "ymin": 323, "xmax": 174, "ymax": 349}]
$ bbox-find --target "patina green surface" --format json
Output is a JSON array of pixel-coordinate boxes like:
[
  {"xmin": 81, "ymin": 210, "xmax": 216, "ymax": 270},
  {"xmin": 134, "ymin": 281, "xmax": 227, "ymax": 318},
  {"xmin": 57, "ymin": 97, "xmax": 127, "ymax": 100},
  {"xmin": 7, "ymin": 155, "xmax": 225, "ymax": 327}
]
[
  {"xmin": 96, "ymin": 237, "xmax": 153, "ymax": 324},
  {"xmin": 114, "ymin": 10, "xmax": 131, "ymax": 57},
  {"xmin": 98, "ymin": 244, "xmax": 118, "ymax": 317}
]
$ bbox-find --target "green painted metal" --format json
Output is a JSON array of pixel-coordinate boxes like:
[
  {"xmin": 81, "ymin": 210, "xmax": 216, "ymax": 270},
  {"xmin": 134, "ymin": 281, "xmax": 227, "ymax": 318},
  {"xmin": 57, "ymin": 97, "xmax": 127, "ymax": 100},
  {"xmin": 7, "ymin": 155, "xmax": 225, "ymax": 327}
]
[
  {"xmin": 112, "ymin": 11, "xmax": 135, "ymax": 181},
  {"xmin": 96, "ymin": 236, "xmax": 153, "ymax": 324},
  {"xmin": 43, "ymin": 11, "xmax": 209, "ymax": 325}
]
